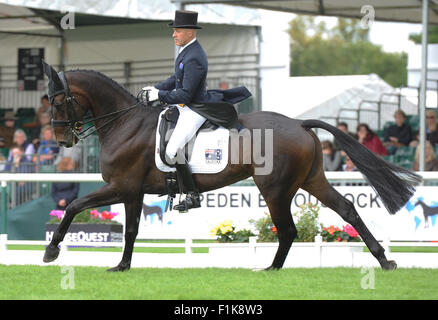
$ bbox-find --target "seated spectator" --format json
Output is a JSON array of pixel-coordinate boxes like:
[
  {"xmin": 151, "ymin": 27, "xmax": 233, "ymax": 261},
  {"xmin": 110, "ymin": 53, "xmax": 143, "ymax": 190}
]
[
  {"xmin": 36, "ymin": 94, "xmax": 51, "ymax": 122},
  {"xmin": 342, "ymin": 155, "xmax": 357, "ymax": 172},
  {"xmin": 426, "ymin": 109, "xmax": 438, "ymax": 147},
  {"xmin": 334, "ymin": 122, "xmax": 357, "ymax": 150},
  {"xmin": 0, "ymin": 111, "xmax": 17, "ymax": 148},
  {"xmin": 0, "ymin": 137, "xmax": 8, "ymax": 159},
  {"xmin": 8, "ymin": 129, "xmax": 35, "ymax": 163},
  {"xmin": 383, "ymin": 110, "xmax": 414, "ymax": 154},
  {"xmin": 321, "ymin": 140, "xmax": 343, "ymax": 171},
  {"xmin": 412, "ymin": 141, "xmax": 438, "ymax": 171},
  {"xmin": 26, "ymin": 111, "xmax": 51, "ymax": 149},
  {"xmin": 34, "ymin": 125, "xmax": 59, "ymax": 165},
  {"xmin": 51, "ymin": 157, "xmax": 79, "ymax": 210},
  {"xmin": 5, "ymin": 145, "xmax": 34, "ymax": 204},
  {"xmin": 357, "ymin": 123, "xmax": 388, "ymax": 156}
]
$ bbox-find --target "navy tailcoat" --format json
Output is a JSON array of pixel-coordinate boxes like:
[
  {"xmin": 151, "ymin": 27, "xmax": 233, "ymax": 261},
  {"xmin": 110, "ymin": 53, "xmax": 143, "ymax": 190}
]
[{"xmin": 155, "ymin": 40, "xmax": 251, "ymax": 129}]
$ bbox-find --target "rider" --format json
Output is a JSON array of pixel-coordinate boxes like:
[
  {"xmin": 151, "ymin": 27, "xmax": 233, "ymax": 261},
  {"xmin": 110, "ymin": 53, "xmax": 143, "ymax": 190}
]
[{"xmin": 142, "ymin": 10, "xmax": 251, "ymax": 211}]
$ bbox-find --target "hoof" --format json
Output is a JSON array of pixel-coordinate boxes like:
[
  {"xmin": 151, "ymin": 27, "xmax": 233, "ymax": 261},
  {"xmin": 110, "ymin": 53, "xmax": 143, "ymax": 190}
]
[
  {"xmin": 43, "ymin": 245, "xmax": 60, "ymax": 263},
  {"xmin": 264, "ymin": 265, "xmax": 281, "ymax": 271},
  {"xmin": 382, "ymin": 260, "xmax": 397, "ymax": 271},
  {"xmin": 106, "ymin": 263, "xmax": 130, "ymax": 272}
]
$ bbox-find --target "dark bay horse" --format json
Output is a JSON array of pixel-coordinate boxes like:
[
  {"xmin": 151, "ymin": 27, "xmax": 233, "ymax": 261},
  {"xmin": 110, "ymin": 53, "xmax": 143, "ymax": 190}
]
[{"xmin": 42, "ymin": 66, "xmax": 421, "ymax": 271}]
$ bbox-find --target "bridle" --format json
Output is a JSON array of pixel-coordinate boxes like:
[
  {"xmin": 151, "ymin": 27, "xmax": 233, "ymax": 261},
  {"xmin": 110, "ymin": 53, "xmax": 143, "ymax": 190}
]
[{"xmin": 49, "ymin": 72, "xmax": 146, "ymax": 141}]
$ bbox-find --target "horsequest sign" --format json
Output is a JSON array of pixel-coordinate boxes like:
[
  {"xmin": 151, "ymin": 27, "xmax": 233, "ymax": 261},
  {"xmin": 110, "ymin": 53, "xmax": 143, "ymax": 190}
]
[
  {"xmin": 110, "ymin": 186, "xmax": 438, "ymax": 241},
  {"xmin": 46, "ymin": 223, "xmax": 123, "ymax": 243}
]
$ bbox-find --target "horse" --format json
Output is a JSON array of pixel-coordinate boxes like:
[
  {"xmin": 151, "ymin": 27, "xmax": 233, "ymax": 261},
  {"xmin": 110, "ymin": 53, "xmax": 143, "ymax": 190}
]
[
  {"xmin": 42, "ymin": 64, "xmax": 421, "ymax": 272},
  {"xmin": 414, "ymin": 200, "xmax": 438, "ymax": 228}
]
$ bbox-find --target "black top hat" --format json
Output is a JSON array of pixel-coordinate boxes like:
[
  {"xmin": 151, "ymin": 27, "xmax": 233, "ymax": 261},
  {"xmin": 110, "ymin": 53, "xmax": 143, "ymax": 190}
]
[{"xmin": 168, "ymin": 10, "xmax": 202, "ymax": 29}]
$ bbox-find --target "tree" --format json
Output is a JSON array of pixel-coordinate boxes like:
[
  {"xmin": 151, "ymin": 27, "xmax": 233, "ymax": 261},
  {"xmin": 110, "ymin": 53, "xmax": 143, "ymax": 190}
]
[
  {"xmin": 409, "ymin": 25, "xmax": 438, "ymax": 44},
  {"xmin": 289, "ymin": 16, "xmax": 408, "ymax": 88}
]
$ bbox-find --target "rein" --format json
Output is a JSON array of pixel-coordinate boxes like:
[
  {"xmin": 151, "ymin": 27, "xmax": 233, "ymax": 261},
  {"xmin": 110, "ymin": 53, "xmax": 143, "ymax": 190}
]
[{"xmin": 50, "ymin": 72, "xmax": 147, "ymax": 141}]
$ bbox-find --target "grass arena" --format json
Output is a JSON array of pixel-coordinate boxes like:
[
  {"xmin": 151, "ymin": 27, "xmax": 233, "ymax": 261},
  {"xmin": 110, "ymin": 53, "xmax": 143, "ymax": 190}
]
[{"xmin": 1, "ymin": 265, "xmax": 438, "ymax": 300}]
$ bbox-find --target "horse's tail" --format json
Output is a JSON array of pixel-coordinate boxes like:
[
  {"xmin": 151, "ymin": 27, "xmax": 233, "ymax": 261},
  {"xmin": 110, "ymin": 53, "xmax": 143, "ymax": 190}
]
[{"xmin": 301, "ymin": 119, "xmax": 422, "ymax": 215}]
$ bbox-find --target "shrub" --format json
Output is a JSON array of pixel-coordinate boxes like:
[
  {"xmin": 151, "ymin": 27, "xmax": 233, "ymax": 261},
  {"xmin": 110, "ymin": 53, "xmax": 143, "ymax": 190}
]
[
  {"xmin": 293, "ymin": 202, "xmax": 322, "ymax": 242},
  {"xmin": 210, "ymin": 220, "xmax": 255, "ymax": 243}
]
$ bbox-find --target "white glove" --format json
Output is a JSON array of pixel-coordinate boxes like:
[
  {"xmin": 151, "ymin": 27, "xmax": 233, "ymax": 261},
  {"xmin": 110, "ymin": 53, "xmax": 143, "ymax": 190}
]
[{"xmin": 141, "ymin": 86, "xmax": 159, "ymax": 102}]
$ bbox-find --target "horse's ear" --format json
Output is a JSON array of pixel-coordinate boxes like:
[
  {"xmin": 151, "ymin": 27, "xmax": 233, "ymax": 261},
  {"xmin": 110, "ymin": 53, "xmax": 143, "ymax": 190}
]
[{"xmin": 41, "ymin": 59, "xmax": 65, "ymax": 103}]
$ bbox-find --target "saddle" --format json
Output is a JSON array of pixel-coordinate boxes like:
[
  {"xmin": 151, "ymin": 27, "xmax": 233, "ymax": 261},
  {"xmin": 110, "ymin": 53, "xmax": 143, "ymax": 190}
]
[
  {"xmin": 158, "ymin": 105, "xmax": 218, "ymax": 167},
  {"xmin": 158, "ymin": 105, "xmax": 218, "ymax": 211}
]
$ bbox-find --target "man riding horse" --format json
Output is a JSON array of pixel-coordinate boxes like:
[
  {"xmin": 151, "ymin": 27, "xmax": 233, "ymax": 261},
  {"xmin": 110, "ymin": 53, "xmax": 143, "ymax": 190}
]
[{"xmin": 142, "ymin": 10, "xmax": 251, "ymax": 211}]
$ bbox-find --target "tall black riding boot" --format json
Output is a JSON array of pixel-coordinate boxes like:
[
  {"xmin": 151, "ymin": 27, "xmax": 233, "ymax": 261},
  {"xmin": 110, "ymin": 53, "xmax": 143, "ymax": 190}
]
[{"xmin": 173, "ymin": 162, "xmax": 201, "ymax": 212}]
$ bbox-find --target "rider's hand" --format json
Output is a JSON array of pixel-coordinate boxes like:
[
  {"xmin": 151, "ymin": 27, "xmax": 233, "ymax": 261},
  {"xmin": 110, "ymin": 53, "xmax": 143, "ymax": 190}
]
[{"xmin": 141, "ymin": 86, "xmax": 159, "ymax": 102}]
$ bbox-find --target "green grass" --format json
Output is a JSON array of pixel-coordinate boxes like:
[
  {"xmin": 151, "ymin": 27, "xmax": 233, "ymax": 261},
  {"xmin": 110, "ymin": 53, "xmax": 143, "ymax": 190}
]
[{"xmin": 0, "ymin": 265, "xmax": 437, "ymax": 300}]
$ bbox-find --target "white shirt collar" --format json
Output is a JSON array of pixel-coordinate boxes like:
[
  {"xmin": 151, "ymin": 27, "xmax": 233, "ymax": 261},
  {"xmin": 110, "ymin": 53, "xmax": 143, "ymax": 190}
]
[{"xmin": 178, "ymin": 37, "xmax": 197, "ymax": 54}]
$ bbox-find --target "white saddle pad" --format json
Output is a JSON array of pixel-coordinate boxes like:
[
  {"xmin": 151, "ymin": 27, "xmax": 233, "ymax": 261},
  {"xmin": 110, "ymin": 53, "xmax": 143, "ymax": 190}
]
[{"xmin": 155, "ymin": 109, "xmax": 229, "ymax": 173}]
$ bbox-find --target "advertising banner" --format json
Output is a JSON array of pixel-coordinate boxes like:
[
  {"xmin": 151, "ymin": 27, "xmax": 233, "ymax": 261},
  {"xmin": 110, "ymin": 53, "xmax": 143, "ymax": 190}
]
[{"xmin": 111, "ymin": 186, "xmax": 438, "ymax": 241}]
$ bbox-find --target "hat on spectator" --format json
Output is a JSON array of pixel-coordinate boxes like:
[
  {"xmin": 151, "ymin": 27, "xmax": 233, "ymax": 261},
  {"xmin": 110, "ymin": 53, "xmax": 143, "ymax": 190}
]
[{"xmin": 2, "ymin": 111, "xmax": 18, "ymax": 121}]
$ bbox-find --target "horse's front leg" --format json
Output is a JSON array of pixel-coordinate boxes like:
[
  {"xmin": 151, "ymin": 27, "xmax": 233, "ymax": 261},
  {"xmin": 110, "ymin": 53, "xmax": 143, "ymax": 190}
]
[
  {"xmin": 107, "ymin": 196, "xmax": 143, "ymax": 272},
  {"xmin": 43, "ymin": 183, "xmax": 124, "ymax": 263}
]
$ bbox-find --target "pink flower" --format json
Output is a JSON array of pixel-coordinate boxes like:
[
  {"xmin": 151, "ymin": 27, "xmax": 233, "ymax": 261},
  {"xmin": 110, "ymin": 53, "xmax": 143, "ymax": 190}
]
[
  {"xmin": 50, "ymin": 210, "xmax": 64, "ymax": 219},
  {"xmin": 343, "ymin": 225, "xmax": 359, "ymax": 238},
  {"xmin": 90, "ymin": 209, "xmax": 100, "ymax": 218}
]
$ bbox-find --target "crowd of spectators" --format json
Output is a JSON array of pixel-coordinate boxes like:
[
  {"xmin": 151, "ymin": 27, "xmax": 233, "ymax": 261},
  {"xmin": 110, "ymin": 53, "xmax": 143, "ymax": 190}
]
[
  {"xmin": 322, "ymin": 108, "xmax": 438, "ymax": 173},
  {"xmin": 0, "ymin": 95, "xmax": 81, "ymax": 174}
]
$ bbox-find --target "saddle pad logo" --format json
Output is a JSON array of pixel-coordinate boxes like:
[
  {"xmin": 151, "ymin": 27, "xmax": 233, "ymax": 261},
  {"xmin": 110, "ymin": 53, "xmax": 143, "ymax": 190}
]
[{"xmin": 205, "ymin": 149, "xmax": 222, "ymax": 163}]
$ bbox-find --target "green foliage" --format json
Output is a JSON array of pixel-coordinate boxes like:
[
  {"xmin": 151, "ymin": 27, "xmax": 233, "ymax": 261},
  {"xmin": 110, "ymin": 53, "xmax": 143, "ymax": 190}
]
[
  {"xmin": 409, "ymin": 26, "xmax": 438, "ymax": 44},
  {"xmin": 250, "ymin": 214, "xmax": 278, "ymax": 242},
  {"xmin": 292, "ymin": 203, "xmax": 322, "ymax": 242},
  {"xmin": 288, "ymin": 16, "xmax": 408, "ymax": 87}
]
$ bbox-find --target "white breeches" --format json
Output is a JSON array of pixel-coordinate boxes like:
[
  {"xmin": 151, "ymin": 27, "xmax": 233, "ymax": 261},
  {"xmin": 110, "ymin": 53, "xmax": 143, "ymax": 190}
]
[{"xmin": 165, "ymin": 105, "xmax": 207, "ymax": 160}]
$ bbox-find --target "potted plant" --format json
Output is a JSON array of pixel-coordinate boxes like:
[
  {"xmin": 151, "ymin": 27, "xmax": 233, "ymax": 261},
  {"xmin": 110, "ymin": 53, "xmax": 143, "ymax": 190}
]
[{"xmin": 46, "ymin": 209, "xmax": 123, "ymax": 243}]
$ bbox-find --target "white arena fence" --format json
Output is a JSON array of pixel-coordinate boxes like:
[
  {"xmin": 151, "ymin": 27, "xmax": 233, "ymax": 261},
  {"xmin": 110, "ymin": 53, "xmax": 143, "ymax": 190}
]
[{"xmin": 1, "ymin": 172, "xmax": 438, "ymax": 268}]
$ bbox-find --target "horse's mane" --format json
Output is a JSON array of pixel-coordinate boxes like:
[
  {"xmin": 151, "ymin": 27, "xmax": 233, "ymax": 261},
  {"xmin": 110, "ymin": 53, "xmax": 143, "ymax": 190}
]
[{"xmin": 66, "ymin": 69, "xmax": 137, "ymax": 101}]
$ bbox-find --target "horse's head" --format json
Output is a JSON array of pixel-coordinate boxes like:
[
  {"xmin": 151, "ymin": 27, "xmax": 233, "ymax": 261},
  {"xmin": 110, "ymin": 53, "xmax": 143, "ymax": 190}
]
[{"xmin": 42, "ymin": 60, "xmax": 89, "ymax": 147}]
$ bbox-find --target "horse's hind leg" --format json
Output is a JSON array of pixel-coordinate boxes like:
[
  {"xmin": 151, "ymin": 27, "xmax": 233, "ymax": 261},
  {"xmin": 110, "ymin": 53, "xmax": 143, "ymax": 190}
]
[
  {"xmin": 107, "ymin": 196, "xmax": 143, "ymax": 272},
  {"xmin": 255, "ymin": 181, "xmax": 297, "ymax": 270},
  {"xmin": 303, "ymin": 177, "xmax": 397, "ymax": 270}
]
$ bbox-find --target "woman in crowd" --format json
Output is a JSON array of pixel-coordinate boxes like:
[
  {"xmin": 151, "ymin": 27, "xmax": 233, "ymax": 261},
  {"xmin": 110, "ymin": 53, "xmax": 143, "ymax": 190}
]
[
  {"xmin": 357, "ymin": 123, "xmax": 388, "ymax": 156},
  {"xmin": 8, "ymin": 129, "xmax": 35, "ymax": 163},
  {"xmin": 383, "ymin": 110, "xmax": 414, "ymax": 154},
  {"xmin": 34, "ymin": 125, "xmax": 59, "ymax": 165},
  {"xmin": 321, "ymin": 140, "xmax": 343, "ymax": 171},
  {"xmin": 412, "ymin": 141, "xmax": 438, "ymax": 171}
]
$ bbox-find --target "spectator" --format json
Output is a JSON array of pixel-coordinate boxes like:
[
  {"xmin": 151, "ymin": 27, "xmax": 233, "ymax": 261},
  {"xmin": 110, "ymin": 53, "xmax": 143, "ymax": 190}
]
[
  {"xmin": 357, "ymin": 123, "xmax": 388, "ymax": 156},
  {"xmin": 321, "ymin": 140, "xmax": 343, "ymax": 171},
  {"xmin": 342, "ymin": 155, "xmax": 357, "ymax": 172},
  {"xmin": 412, "ymin": 141, "xmax": 438, "ymax": 171},
  {"xmin": 36, "ymin": 94, "xmax": 51, "ymax": 121},
  {"xmin": 426, "ymin": 109, "xmax": 438, "ymax": 146},
  {"xmin": 34, "ymin": 125, "xmax": 59, "ymax": 165},
  {"xmin": 334, "ymin": 122, "xmax": 357, "ymax": 150},
  {"xmin": 0, "ymin": 137, "xmax": 8, "ymax": 159},
  {"xmin": 51, "ymin": 157, "xmax": 79, "ymax": 210},
  {"xmin": 383, "ymin": 110, "xmax": 414, "ymax": 154},
  {"xmin": 8, "ymin": 129, "xmax": 35, "ymax": 163},
  {"xmin": 5, "ymin": 145, "xmax": 34, "ymax": 204},
  {"xmin": 27, "ymin": 111, "xmax": 51, "ymax": 148},
  {"xmin": 0, "ymin": 111, "xmax": 18, "ymax": 148}
]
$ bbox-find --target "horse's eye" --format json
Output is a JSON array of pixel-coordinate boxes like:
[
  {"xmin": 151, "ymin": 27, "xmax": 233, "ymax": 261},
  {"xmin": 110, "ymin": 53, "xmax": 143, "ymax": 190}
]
[{"xmin": 54, "ymin": 103, "xmax": 63, "ymax": 109}]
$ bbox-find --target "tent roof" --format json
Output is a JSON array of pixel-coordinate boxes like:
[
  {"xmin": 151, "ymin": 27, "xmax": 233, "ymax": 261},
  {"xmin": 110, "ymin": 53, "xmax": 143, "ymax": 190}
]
[{"xmin": 173, "ymin": 0, "xmax": 438, "ymax": 24}]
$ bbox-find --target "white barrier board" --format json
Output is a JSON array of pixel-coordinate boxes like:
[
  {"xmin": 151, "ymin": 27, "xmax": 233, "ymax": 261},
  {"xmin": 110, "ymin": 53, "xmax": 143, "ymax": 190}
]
[{"xmin": 111, "ymin": 186, "xmax": 438, "ymax": 241}]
